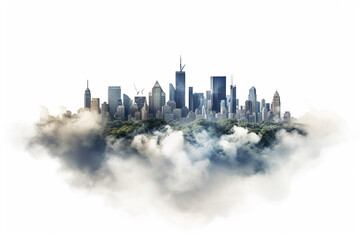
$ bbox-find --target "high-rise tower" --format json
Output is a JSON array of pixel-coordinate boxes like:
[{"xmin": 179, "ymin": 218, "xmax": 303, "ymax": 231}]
[
  {"xmin": 188, "ymin": 86, "xmax": 193, "ymax": 111},
  {"xmin": 248, "ymin": 86, "xmax": 257, "ymax": 115},
  {"xmin": 169, "ymin": 83, "xmax": 176, "ymax": 102},
  {"xmin": 229, "ymin": 80, "xmax": 236, "ymax": 114},
  {"xmin": 271, "ymin": 90, "xmax": 281, "ymax": 120},
  {"xmin": 175, "ymin": 56, "xmax": 186, "ymax": 109},
  {"xmin": 84, "ymin": 80, "xmax": 91, "ymax": 109},
  {"xmin": 211, "ymin": 76, "xmax": 226, "ymax": 113},
  {"xmin": 108, "ymin": 86, "xmax": 121, "ymax": 120},
  {"xmin": 149, "ymin": 81, "xmax": 166, "ymax": 118}
]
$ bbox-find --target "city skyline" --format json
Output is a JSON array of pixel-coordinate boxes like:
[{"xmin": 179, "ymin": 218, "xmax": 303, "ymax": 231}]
[
  {"xmin": 1, "ymin": 0, "xmax": 356, "ymax": 238},
  {"xmin": 81, "ymin": 57, "xmax": 290, "ymax": 123}
]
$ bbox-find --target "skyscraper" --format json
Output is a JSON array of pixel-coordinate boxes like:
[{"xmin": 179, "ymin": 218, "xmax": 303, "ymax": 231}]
[
  {"xmin": 248, "ymin": 86, "xmax": 257, "ymax": 115},
  {"xmin": 271, "ymin": 90, "xmax": 281, "ymax": 120},
  {"xmin": 134, "ymin": 96, "xmax": 146, "ymax": 111},
  {"xmin": 175, "ymin": 56, "xmax": 185, "ymax": 109},
  {"xmin": 169, "ymin": 83, "xmax": 176, "ymax": 102},
  {"xmin": 188, "ymin": 86, "xmax": 193, "ymax": 111},
  {"xmin": 149, "ymin": 81, "xmax": 166, "ymax": 118},
  {"xmin": 108, "ymin": 86, "xmax": 121, "ymax": 120},
  {"xmin": 245, "ymin": 100, "xmax": 252, "ymax": 119},
  {"xmin": 260, "ymin": 99, "xmax": 266, "ymax": 111},
  {"xmin": 91, "ymin": 98, "xmax": 100, "ymax": 114},
  {"xmin": 101, "ymin": 102, "xmax": 110, "ymax": 122},
  {"xmin": 123, "ymin": 94, "xmax": 132, "ymax": 120},
  {"xmin": 193, "ymin": 92, "xmax": 204, "ymax": 110},
  {"xmin": 84, "ymin": 80, "xmax": 91, "ymax": 109},
  {"xmin": 141, "ymin": 100, "xmax": 149, "ymax": 120},
  {"xmin": 211, "ymin": 76, "xmax": 226, "ymax": 113},
  {"xmin": 229, "ymin": 84, "xmax": 236, "ymax": 114}
]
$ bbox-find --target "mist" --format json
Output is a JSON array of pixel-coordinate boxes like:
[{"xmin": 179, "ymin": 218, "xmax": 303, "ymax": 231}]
[{"xmin": 27, "ymin": 108, "xmax": 342, "ymax": 218}]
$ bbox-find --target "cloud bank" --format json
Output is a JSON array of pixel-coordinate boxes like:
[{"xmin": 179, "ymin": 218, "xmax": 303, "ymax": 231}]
[{"xmin": 27, "ymin": 108, "xmax": 341, "ymax": 218}]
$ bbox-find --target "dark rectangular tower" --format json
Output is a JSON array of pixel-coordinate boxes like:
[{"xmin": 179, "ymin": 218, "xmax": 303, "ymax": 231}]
[
  {"xmin": 175, "ymin": 56, "xmax": 186, "ymax": 109},
  {"xmin": 210, "ymin": 76, "xmax": 226, "ymax": 113},
  {"xmin": 230, "ymin": 84, "xmax": 236, "ymax": 114},
  {"xmin": 188, "ymin": 86, "xmax": 193, "ymax": 111}
]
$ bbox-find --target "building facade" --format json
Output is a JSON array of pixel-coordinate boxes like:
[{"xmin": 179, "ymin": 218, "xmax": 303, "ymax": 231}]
[
  {"xmin": 108, "ymin": 86, "xmax": 121, "ymax": 120},
  {"xmin": 149, "ymin": 81, "xmax": 166, "ymax": 118},
  {"xmin": 211, "ymin": 76, "xmax": 226, "ymax": 113}
]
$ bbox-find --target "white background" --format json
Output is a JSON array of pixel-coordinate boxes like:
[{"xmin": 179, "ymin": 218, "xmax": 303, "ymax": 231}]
[{"xmin": 0, "ymin": 0, "xmax": 359, "ymax": 239}]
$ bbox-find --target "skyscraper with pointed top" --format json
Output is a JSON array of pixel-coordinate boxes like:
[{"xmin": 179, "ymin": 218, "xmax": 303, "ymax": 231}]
[
  {"xmin": 149, "ymin": 81, "xmax": 166, "ymax": 118},
  {"xmin": 248, "ymin": 86, "xmax": 257, "ymax": 116},
  {"xmin": 84, "ymin": 80, "xmax": 91, "ymax": 109},
  {"xmin": 175, "ymin": 56, "xmax": 186, "ymax": 109},
  {"xmin": 271, "ymin": 90, "xmax": 281, "ymax": 120}
]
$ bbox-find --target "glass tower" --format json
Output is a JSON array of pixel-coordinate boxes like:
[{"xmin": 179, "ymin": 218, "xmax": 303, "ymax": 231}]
[
  {"xmin": 230, "ymin": 84, "xmax": 236, "ymax": 114},
  {"xmin": 108, "ymin": 86, "xmax": 121, "ymax": 120},
  {"xmin": 149, "ymin": 81, "xmax": 166, "ymax": 117},
  {"xmin": 248, "ymin": 86, "xmax": 257, "ymax": 115},
  {"xmin": 169, "ymin": 83, "xmax": 176, "ymax": 102},
  {"xmin": 175, "ymin": 71, "xmax": 185, "ymax": 108},
  {"xmin": 188, "ymin": 86, "xmax": 193, "ymax": 111},
  {"xmin": 211, "ymin": 76, "xmax": 226, "ymax": 113}
]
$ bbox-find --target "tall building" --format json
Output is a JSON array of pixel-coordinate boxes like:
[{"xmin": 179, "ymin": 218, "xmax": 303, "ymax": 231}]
[
  {"xmin": 211, "ymin": 76, "xmax": 226, "ymax": 113},
  {"xmin": 245, "ymin": 100, "xmax": 252, "ymax": 119},
  {"xmin": 206, "ymin": 90, "xmax": 212, "ymax": 101},
  {"xmin": 141, "ymin": 100, "xmax": 149, "ymax": 120},
  {"xmin": 84, "ymin": 80, "xmax": 91, "ymax": 109},
  {"xmin": 248, "ymin": 86, "xmax": 257, "ymax": 115},
  {"xmin": 123, "ymin": 94, "xmax": 132, "ymax": 121},
  {"xmin": 261, "ymin": 106, "xmax": 268, "ymax": 121},
  {"xmin": 260, "ymin": 99, "xmax": 266, "ymax": 111},
  {"xmin": 175, "ymin": 56, "xmax": 186, "ymax": 109},
  {"xmin": 188, "ymin": 86, "xmax": 194, "ymax": 111},
  {"xmin": 101, "ymin": 102, "xmax": 110, "ymax": 122},
  {"xmin": 114, "ymin": 105, "xmax": 125, "ymax": 121},
  {"xmin": 169, "ymin": 83, "xmax": 176, "ymax": 102},
  {"xmin": 91, "ymin": 98, "xmax": 100, "ymax": 114},
  {"xmin": 108, "ymin": 86, "xmax": 121, "ymax": 120},
  {"xmin": 283, "ymin": 111, "xmax": 291, "ymax": 121},
  {"xmin": 193, "ymin": 93, "xmax": 204, "ymax": 110},
  {"xmin": 149, "ymin": 81, "xmax": 166, "ymax": 118},
  {"xmin": 134, "ymin": 96, "xmax": 146, "ymax": 111},
  {"xmin": 229, "ymin": 84, "xmax": 236, "ymax": 114},
  {"xmin": 271, "ymin": 90, "xmax": 281, "ymax": 120}
]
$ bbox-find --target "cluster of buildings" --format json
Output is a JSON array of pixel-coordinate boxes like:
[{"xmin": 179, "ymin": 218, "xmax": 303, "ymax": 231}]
[{"xmin": 81, "ymin": 57, "xmax": 291, "ymax": 123}]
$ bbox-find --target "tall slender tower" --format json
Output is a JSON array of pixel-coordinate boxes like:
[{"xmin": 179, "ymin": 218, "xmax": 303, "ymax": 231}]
[
  {"xmin": 175, "ymin": 56, "xmax": 186, "ymax": 109},
  {"xmin": 188, "ymin": 86, "xmax": 193, "ymax": 111},
  {"xmin": 248, "ymin": 86, "xmax": 257, "ymax": 115},
  {"xmin": 84, "ymin": 80, "xmax": 91, "ymax": 109},
  {"xmin": 271, "ymin": 90, "xmax": 281, "ymax": 120},
  {"xmin": 211, "ymin": 76, "xmax": 226, "ymax": 113},
  {"xmin": 169, "ymin": 83, "xmax": 176, "ymax": 101},
  {"xmin": 229, "ymin": 78, "xmax": 236, "ymax": 114}
]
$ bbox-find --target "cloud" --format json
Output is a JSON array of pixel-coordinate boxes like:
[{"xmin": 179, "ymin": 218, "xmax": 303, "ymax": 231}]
[{"xmin": 27, "ymin": 108, "xmax": 342, "ymax": 219}]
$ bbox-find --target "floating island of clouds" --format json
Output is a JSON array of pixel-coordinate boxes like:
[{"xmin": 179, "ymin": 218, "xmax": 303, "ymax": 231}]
[{"xmin": 28, "ymin": 108, "xmax": 340, "ymax": 218}]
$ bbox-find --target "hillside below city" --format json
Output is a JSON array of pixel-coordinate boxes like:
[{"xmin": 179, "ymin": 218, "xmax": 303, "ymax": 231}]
[{"xmin": 103, "ymin": 119, "xmax": 307, "ymax": 149}]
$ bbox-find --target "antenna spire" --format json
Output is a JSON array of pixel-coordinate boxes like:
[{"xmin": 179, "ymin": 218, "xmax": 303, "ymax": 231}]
[
  {"xmin": 180, "ymin": 55, "xmax": 182, "ymax": 71},
  {"xmin": 179, "ymin": 55, "xmax": 185, "ymax": 72},
  {"xmin": 87, "ymin": 80, "xmax": 89, "ymax": 89}
]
